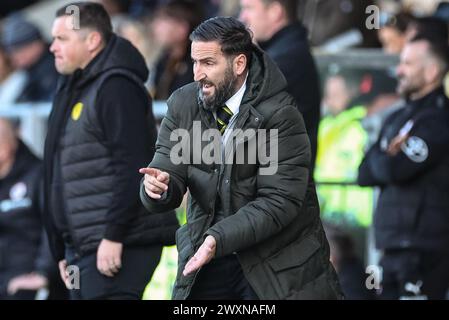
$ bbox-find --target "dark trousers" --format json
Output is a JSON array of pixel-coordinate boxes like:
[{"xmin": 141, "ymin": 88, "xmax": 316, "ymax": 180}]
[
  {"xmin": 187, "ymin": 254, "xmax": 259, "ymax": 300},
  {"xmin": 65, "ymin": 244, "xmax": 162, "ymax": 300},
  {"xmin": 380, "ymin": 249, "xmax": 449, "ymax": 300}
]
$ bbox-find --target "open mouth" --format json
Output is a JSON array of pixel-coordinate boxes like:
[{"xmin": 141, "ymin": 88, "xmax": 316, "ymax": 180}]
[{"xmin": 201, "ymin": 82, "xmax": 214, "ymax": 95}]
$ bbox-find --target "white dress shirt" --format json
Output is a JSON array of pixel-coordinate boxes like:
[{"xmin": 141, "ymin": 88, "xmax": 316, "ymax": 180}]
[{"xmin": 218, "ymin": 72, "xmax": 248, "ymax": 145}]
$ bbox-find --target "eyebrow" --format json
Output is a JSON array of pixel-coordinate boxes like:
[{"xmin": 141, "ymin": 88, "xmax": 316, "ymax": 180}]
[{"xmin": 192, "ymin": 57, "xmax": 216, "ymax": 63}]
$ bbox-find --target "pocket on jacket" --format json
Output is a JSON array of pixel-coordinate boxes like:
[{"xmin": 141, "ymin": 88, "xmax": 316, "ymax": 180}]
[
  {"xmin": 284, "ymin": 271, "xmax": 341, "ymax": 300},
  {"xmin": 266, "ymin": 233, "xmax": 324, "ymax": 297}
]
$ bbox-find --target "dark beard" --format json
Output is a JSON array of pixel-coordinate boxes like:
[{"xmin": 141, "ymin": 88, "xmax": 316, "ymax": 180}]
[{"xmin": 198, "ymin": 66, "xmax": 238, "ymax": 112}]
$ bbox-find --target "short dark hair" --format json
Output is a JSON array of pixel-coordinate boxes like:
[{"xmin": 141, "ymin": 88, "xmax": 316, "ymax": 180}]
[
  {"xmin": 262, "ymin": 0, "xmax": 298, "ymax": 23},
  {"xmin": 56, "ymin": 2, "xmax": 113, "ymax": 43},
  {"xmin": 410, "ymin": 33, "xmax": 449, "ymax": 77},
  {"xmin": 190, "ymin": 17, "xmax": 253, "ymax": 67}
]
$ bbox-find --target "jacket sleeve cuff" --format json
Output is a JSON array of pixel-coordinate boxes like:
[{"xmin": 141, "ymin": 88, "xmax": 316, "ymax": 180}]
[
  {"xmin": 140, "ymin": 178, "xmax": 173, "ymax": 213},
  {"xmin": 104, "ymin": 224, "xmax": 127, "ymax": 242},
  {"xmin": 205, "ymin": 229, "xmax": 223, "ymax": 258}
]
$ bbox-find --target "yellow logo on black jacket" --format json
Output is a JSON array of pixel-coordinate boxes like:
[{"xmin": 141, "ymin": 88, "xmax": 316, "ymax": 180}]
[{"xmin": 71, "ymin": 102, "xmax": 84, "ymax": 121}]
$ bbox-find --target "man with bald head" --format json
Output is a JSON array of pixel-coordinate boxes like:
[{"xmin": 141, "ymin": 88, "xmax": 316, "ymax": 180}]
[
  {"xmin": 359, "ymin": 35, "xmax": 449, "ymax": 299},
  {"xmin": 0, "ymin": 118, "xmax": 58, "ymax": 300}
]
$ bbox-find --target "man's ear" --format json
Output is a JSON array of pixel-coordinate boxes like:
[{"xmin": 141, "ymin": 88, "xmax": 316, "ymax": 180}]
[
  {"xmin": 424, "ymin": 60, "xmax": 441, "ymax": 84},
  {"xmin": 267, "ymin": 1, "xmax": 284, "ymax": 23},
  {"xmin": 86, "ymin": 31, "xmax": 103, "ymax": 53},
  {"xmin": 233, "ymin": 54, "xmax": 247, "ymax": 76}
]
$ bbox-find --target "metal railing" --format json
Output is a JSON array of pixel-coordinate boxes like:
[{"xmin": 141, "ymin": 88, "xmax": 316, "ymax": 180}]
[{"xmin": 0, "ymin": 101, "xmax": 169, "ymax": 157}]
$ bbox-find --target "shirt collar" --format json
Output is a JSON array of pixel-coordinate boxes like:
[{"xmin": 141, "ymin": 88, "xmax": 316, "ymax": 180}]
[{"xmin": 224, "ymin": 72, "xmax": 248, "ymax": 115}]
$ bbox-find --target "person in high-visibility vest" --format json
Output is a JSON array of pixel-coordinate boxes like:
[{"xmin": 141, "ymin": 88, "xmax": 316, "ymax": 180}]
[{"xmin": 315, "ymin": 74, "xmax": 373, "ymax": 228}]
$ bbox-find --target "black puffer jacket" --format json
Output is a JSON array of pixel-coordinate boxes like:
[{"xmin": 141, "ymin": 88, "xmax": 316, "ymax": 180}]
[
  {"xmin": 259, "ymin": 23, "xmax": 321, "ymax": 170},
  {"xmin": 141, "ymin": 45, "xmax": 342, "ymax": 300},
  {"xmin": 44, "ymin": 35, "xmax": 179, "ymax": 260},
  {"xmin": 0, "ymin": 141, "xmax": 53, "ymax": 287},
  {"xmin": 359, "ymin": 87, "xmax": 449, "ymax": 252}
]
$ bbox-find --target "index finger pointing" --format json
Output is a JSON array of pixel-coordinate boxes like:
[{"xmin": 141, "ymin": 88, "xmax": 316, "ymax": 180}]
[{"xmin": 139, "ymin": 167, "xmax": 159, "ymax": 176}]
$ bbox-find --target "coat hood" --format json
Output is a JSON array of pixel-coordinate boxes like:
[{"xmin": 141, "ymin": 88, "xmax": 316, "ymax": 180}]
[
  {"xmin": 241, "ymin": 44, "xmax": 288, "ymax": 108},
  {"xmin": 76, "ymin": 34, "xmax": 149, "ymax": 88},
  {"xmin": 259, "ymin": 23, "xmax": 309, "ymax": 52}
]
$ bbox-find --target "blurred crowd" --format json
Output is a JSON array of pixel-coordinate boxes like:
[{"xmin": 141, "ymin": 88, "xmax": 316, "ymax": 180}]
[
  {"xmin": 0, "ymin": 0, "xmax": 449, "ymax": 300},
  {"xmin": 1, "ymin": 0, "xmax": 449, "ymax": 107}
]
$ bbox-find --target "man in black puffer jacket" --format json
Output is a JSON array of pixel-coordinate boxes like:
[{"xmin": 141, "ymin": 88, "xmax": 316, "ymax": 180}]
[
  {"xmin": 359, "ymin": 35, "xmax": 449, "ymax": 299},
  {"xmin": 141, "ymin": 17, "xmax": 342, "ymax": 300},
  {"xmin": 43, "ymin": 2, "xmax": 179, "ymax": 300}
]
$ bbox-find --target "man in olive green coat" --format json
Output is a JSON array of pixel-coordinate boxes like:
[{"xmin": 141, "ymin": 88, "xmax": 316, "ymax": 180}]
[{"xmin": 140, "ymin": 17, "xmax": 343, "ymax": 300}]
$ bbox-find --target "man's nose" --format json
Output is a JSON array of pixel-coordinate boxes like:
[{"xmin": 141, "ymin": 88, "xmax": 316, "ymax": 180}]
[
  {"xmin": 396, "ymin": 65, "xmax": 403, "ymax": 77},
  {"xmin": 49, "ymin": 42, "xmax": 56, "ymax": 53},
  {"xmin": 193, "ymin": 66, "xmax": 206, "ymax": 82}
]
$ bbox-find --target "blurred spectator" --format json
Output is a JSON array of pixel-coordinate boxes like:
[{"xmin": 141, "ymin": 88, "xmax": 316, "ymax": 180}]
[
  {"xmin": 321, "ymin": 72, "xmax": 359, "ymax": 116},
  {"xmin": 324, "ymin": 223, "xmax": 377, "ymax": 300},
  {"xmin": 358, "ymin": 35, "xmax": 449, "ymax": 299},
  {"xmin": 115, "ymin": 17, "xmax": 159, "ymax": 89},
  {"xmin": 0, "ymin": 1, "xmax": 38, "ymax": 19},
  {"xmin": 97, "ymin": 0, "xmax": 131, "ymax": 17},
  {"xmin": 378, "ymin": 13, "xmax": 413, "ymax": 55},
  {"xmin": 0, "ymin": 47, "xmax": 27, "ymax": 106},
  {"xmin": 0, "ymin": 14, "xmax": 58, "ymax": 103},
  {"xmin": 405, "ymin": 16, "xmax": 449, "ymax": 41},
  {"xmin": 401, "ymin": 0, "xmax": 443, "ymax": 17},
  {"xmin": 239, "ymin": 0, "xmax": 321, "ymax": 171},
  {"xmin": 149, "ymin": 0, "xmax": 202, "ymax": 100},
  {"xmin": 315, "ymin": 71, "xmax": 373, "ymax": 230},
  {"xmin": 219, "ymin": 0, "xmax": 240, "ymax": 17},
  {"xmin": 98, "ymin": 0, "xmax": 167, "ymax": 21},
  {"xmin": 434, "ymin": 2, "xmax": 449, "ymax": 23},
  {"xmin": 0, "ymin": 118, "xmax": 63, "ymax": 300},
  {"xmin": 298, "ymin": 0, "xmax": 380, "ymax": 48},
  {"xmin": 406, "ymin": 15, "xmax": 449, "ymax": 100}
]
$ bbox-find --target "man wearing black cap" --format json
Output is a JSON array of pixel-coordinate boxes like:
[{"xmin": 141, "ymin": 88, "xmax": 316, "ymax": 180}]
[{"xmin": 1, "ymin": 14, "xmax": 58, "ymax": 102}]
